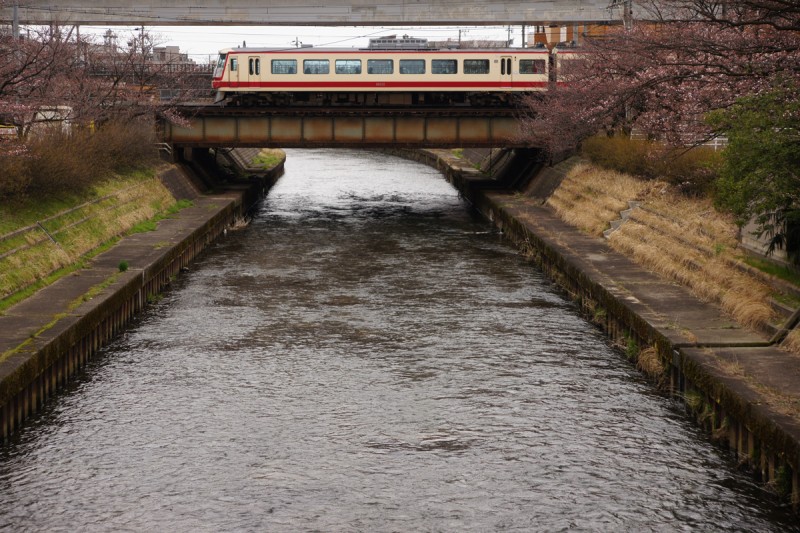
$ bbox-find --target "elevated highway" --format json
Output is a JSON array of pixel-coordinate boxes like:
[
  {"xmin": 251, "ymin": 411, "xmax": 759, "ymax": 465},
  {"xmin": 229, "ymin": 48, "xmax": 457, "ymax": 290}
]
[
  {"xmin": 161, "ymin": 105, "xmax": 529, "ymax": 149},
  {"xmin": 2, "ymin": 1, "xmax": 626, "ymax": 26}
]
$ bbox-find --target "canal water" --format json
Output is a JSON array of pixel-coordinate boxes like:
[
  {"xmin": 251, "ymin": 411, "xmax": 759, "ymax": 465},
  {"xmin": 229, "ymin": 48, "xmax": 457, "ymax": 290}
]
[{"xmin": 1, "ymin": 150, "xmax": 797, "ymax": 531}]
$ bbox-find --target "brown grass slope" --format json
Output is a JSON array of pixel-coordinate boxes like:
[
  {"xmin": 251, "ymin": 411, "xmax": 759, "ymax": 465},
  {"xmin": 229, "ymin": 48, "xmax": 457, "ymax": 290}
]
[{"xmin": 546, "ymin": 160, "xmax": 780, "ymax": 335}]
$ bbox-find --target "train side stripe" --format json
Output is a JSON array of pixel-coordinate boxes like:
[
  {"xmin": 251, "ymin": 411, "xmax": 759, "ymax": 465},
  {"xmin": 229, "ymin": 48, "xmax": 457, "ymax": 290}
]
[{"xmin": 212, "ymin": 81, "xmax": 549, "ymax": 89}]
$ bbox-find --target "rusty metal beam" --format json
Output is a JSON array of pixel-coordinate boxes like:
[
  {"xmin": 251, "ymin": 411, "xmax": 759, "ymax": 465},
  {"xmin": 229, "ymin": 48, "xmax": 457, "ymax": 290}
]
[{"xmin": 161, "ymin": 109, "xmax": 528, "ymax": 149}]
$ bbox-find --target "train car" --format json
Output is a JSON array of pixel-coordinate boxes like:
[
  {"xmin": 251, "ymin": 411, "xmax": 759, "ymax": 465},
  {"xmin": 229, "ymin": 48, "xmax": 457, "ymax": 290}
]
[
  {"xmin": 551, "ymin": 42, "xmax": 584, "ymax": 88},
  {"xmin": 211, "ymin": 47, "xmax": 550, "ymax": 106}
]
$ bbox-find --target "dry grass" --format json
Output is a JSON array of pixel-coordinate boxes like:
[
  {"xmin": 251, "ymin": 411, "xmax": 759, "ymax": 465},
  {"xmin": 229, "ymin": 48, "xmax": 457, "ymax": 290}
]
[
  {"xmin": 548, "ymin": 161, "xmax": 778, "ymax": 333},
  {"xmin": 546, "ymin": 162, "xmax": 650, "ymax": 236},
  {"xmin": 782, "ymin": 329, "xmax": 800, "ymax": 355},
  {"xmin": 637, "ymin": 346, "xmax": 666, "ymax": 378}
]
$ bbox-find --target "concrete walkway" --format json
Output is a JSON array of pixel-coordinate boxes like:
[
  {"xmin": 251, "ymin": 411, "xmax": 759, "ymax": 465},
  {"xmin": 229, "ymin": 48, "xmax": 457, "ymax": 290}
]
[{"xmin": 0, "ymin": 191, "xmax": 240, "ymax": 369}]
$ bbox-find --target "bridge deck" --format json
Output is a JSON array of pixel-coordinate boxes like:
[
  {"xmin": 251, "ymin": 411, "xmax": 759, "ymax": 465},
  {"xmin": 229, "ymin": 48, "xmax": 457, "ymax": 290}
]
[{"xmin": 3, "ymin": 1, "xmax": 626, "ymax": 25}]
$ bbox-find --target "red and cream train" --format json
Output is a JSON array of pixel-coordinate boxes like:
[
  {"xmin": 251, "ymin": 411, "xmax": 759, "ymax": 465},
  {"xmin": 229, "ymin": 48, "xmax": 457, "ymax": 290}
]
[{"xmin": 212, "ymin": 45, "xmax": 577, "ymax": 106}]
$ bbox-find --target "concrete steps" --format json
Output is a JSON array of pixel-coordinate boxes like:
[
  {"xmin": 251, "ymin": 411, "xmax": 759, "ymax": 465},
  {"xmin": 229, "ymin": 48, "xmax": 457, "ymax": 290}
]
[{"xmin": 603, "ymin": 201, "xmax": 641, "ymax": 239}]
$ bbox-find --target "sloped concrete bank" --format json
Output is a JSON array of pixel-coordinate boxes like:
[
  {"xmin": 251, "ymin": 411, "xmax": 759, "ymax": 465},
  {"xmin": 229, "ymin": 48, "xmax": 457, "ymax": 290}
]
[
  {"xmin": 0, "ymin": 157, "xmax": 283, "ymax": 443},
  {"xmin": 390, "ymin": 148, "xmax": 800, "ymax": 509}
]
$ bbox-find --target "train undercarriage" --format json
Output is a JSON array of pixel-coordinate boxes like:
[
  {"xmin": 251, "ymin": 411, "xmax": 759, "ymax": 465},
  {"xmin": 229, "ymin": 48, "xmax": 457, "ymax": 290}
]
[{"xmin": 217, "ymin": 91, "xmax": 519, "ymax": 108}]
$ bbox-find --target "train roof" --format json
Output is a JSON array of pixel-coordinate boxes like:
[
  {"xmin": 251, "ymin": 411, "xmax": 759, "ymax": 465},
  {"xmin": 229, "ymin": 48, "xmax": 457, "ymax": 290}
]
[{"xmin": 218, "ymin": 47, "xmax": 548, "ymax": 54}]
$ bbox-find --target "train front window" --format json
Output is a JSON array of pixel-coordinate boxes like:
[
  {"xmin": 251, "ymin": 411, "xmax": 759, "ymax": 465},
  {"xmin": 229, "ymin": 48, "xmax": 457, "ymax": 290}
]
[
  {"xmin": 399, "ymin": 60, "xmax": 425, "ymax": 74},
  {"xmin": 463, "ymin": 59, "xmax": 490, "ymax": 74},
  {"xmin": 303, "ymin": 60, "xmax": 330, "ymax": 74},
  {"xmin": 214, "ymin": 54, "xmax": 226, "ymax": 77},
  {"xmin": 519, "ymin": 59, "xmax": 546, "ymax": 74},
  {"xmin": 367, "ymin": 59, "xmax": 393, "ymax": 74},
  {"xmin": 335, "ymin": 60, "xmax": 362, "ymax": 74},
  {"xmin": 271, "ymin": 60, "xmax": 297, "ymax": 74},
  {"xmin": 432, "ymin": 60, "xmax": 457, "ymax": 75}
]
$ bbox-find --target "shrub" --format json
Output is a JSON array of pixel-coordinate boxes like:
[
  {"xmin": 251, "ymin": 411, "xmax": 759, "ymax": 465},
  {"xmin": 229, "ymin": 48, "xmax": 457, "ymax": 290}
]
[
  {"xmin": 0, "ymin": 141, "xmax": 32, "ymax": 198},
  {"xmin": 583, "ymin": 135, "xmax": 653, "ymax": 177},
  {"xmin": 582, "ymin": 135, "xmax": 721, "ymax": 196},
  {"xmin": 0, "ymin": 120, "xmax": 159, "ymax": 199}
]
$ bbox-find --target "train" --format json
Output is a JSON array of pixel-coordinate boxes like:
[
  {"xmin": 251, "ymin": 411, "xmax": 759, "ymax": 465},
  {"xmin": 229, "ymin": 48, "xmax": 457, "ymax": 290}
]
[{"xmin": 211, "ymin": 43, "xmax": 577, "ymax": 107}]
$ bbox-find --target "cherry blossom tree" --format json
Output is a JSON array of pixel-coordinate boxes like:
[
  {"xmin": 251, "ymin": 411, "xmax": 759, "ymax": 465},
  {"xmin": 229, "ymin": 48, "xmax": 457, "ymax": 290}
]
[
  {"xmin": 0, "ymin": 21, "xmax": 198, "ymax": 197},
  {"xmin": 1, "ymin": 24, "xmax": 197, "ymax": 138},
  {"xmin": 0, "ymin": 25, "xmax": 78, "ymax": 138},
  {"xmin": 519, "ymin": 0, "xmax": 800, "ymax": 256},
  {"xmin": 520, "ymin": 0, "xmax": 800, "ymax": 152}
]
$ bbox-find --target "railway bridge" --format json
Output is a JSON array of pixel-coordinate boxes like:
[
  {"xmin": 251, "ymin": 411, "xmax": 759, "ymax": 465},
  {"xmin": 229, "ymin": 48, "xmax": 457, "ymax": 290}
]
[{"xmin": 160, "ymin": 104, "xmax": 529, "ymax": 150}]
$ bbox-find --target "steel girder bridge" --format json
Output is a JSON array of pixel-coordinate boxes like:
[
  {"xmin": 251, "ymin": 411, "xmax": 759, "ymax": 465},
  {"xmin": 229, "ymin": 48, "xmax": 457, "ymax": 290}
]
[{"xmin": 160, "ymin": 105, "xmax": 528, "ymax": 150}]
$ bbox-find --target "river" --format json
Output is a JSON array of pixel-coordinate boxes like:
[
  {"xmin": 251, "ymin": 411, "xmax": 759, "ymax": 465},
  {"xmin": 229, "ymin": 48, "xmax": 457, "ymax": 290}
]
[{"xmin": 0, "ymin": 149, "xmax": 797, "ymax": 531}]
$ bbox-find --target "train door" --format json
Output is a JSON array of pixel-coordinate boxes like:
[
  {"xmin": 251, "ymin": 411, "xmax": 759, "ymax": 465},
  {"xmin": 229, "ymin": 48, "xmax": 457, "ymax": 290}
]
[
  {"xmin": 500, "ymin": 55, "xmax": 513, "ymax": 88},
  {"xmin": 247, "ymin": 56, "xmax": 261, "ymax": 82},
  {"xmin": 229, "ymin": 55, "xmax": 241, "ymax": 83}
]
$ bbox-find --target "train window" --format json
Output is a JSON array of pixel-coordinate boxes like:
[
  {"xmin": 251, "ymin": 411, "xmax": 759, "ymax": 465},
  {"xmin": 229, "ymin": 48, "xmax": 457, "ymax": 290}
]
[
  {"xmin": 431, "ymin": 60, "xmax": 457, "ymax": 74},
  {"xmin": 335, "ymin": 59, "xmax": 362, "ymax": 74},
  {"xmin": 399, "ymin": 60, "xmax": 425, "ymax": 74},
  {"xmin": 249, "ymin": 58, "xmax": 261, "ymax": 76},
  {"xmin": 230, "ymin": 58, "xmax": 238, "ymax": 72},
  {"xmin": 367, "ymin": 59, "xmax": 393, "ymax": 74},
  {"xmin": 463, "ymin": 59, "xmax": 490, "ymax": 74},
  {"xmin": 303, "ymin": 60, "xmax": 330, "ymax": 74},
  {"xmin": 255, "ymin": 58, "xmax": 261, "ymax": 75},
  {"xmin": 519, "ymin": 59, "xmax": 546, "ymax": 74},
  {"xmin": 271, "ymin": 60, "xmax": 297, "ymax": 74},
  {"xmin": 216, "ymin": 54, "xmax": 226, "ymax": 70}
]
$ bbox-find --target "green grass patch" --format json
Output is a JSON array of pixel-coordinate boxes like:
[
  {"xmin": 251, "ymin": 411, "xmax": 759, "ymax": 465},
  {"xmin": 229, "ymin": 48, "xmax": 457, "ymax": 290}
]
[
  {"xmin": 452, "ymin": 148, "xmax": 464, "ymax": 159},
  {"xmin": 167, "ymin": 199, "xmax": 194, "ymax": 214},
  {"xmin": 0, "ymin": 262, "xmax": 85, "ymax": 315},
  {"xmin": 0, "ymin": 237, "xmax": 120, "ymax": 315},
  {"xmin": 772, "ymin": 291, "xmax": 800, "ymax": 309},
  {"xmin": 0, "ymin": 171, "xmax": 159, "ymax": 236},
  {"xmin": 127, "ymin": 220, "xmax": 159, "ymax": 234},
  {"xmin": 743, "ymin": 256, "xmax": 800, "ymax": 287},
  {"xmin": 127, "ymin": 199, "xmax": 193, "ymax": 235},
  {"xmin": 252, "ymin": 150, "xmax": 284, "ymax": 170}
]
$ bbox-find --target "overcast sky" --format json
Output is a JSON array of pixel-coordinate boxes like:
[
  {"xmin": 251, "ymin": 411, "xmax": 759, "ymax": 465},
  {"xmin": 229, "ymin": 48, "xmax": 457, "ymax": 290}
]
[{"xmin": 77, "ymin": 24, "xmax": 529, "ymax": 62}]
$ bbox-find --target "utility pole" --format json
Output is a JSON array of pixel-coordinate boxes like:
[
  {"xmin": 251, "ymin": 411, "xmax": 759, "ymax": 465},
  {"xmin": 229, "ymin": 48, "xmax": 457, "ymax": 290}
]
[
  {"xmin": 623, "ymin": 0, "xmax": 633, "ymax": 30},
  {"xmin": 12, "ymin": 1, "xmax": 19, "ymax": 40},
  {"xmin": 609, "ymin": 0, "xmax": 633, "ymax": 31}
]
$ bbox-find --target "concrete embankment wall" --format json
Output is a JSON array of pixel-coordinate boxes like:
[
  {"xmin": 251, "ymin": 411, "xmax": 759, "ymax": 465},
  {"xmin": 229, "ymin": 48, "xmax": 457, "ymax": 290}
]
[
  {"xmin": 0, "ymin": 157, "xmax": 282, "ymax": 442},
  {"xmin": 391, "ymin": 148, "xmax": 800, "ymax": 508}
]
